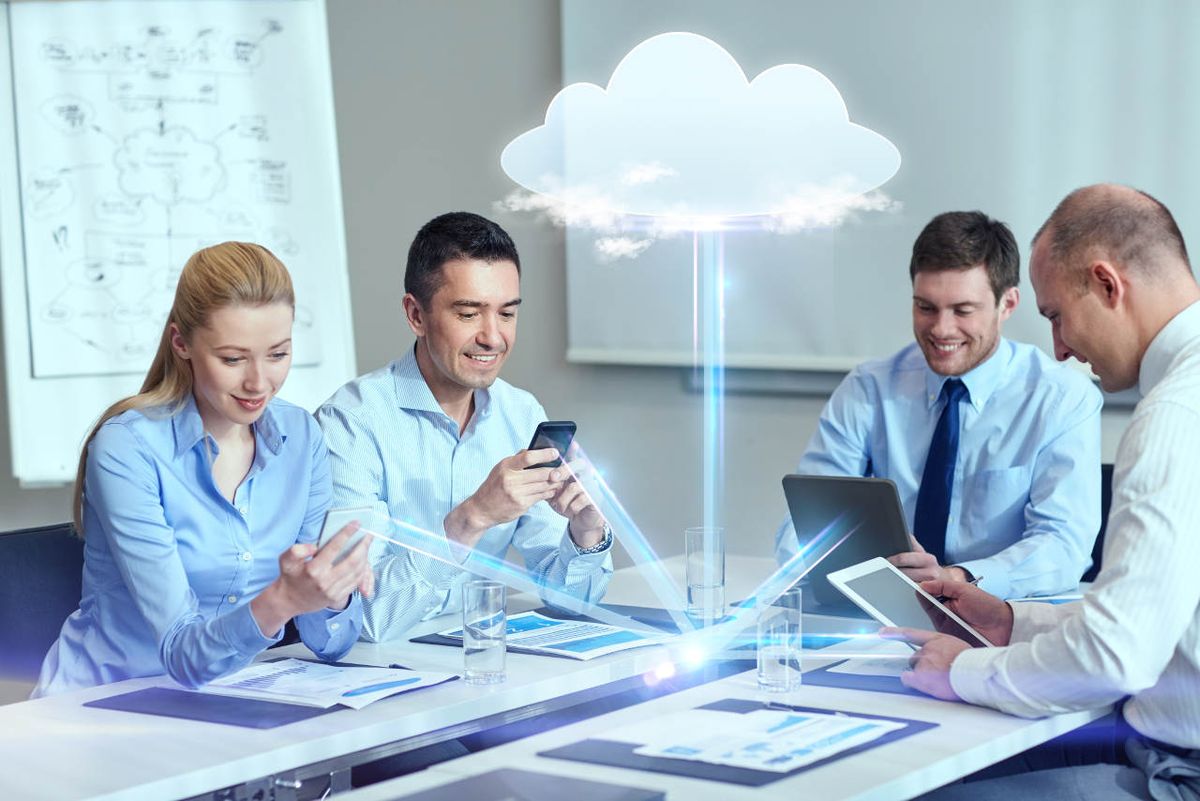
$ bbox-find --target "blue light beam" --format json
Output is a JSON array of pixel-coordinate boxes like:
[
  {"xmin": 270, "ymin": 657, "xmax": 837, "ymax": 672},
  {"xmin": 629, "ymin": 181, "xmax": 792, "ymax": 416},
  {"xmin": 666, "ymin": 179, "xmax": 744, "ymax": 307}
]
[
  {"xmin": 657, "ymin": 512, "xmax": 866, "ymax": 661},
  {"xmin": 357, "ymin": 513, "xmax": 663, "ymax": 636},
  {"xmin": 560, "ymin": 440, "xmax": 697, "ymax": 634}
]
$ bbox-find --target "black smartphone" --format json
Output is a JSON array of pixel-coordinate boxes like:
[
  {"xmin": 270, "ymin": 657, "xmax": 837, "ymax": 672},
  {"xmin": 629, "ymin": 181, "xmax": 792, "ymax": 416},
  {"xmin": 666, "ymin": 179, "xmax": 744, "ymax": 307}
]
[{"xmin": 525, "ymin": 420, "xmax": 576, "ymax": 469}]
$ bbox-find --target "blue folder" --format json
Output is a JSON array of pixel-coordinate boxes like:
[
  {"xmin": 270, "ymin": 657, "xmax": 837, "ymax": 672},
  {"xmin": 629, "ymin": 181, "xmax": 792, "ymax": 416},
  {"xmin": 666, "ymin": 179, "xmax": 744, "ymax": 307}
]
[
  {"xmin": 84, "ymin": 686, "xmax": 336, "ymax": 728},
  {"xmin": 539, "ymin": 697, "xmax": 937, "ymax": 786},
  {"xmin": 802, "ymin": 658, "xmax": 925, "ymax": 697}
]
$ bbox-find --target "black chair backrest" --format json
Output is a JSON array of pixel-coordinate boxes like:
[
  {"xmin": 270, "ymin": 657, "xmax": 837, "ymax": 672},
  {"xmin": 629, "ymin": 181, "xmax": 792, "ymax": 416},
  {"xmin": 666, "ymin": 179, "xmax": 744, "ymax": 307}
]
[
  {"xmin": 0, "ymin": 522, "xmax": 84, "ymax": 683},
  {"xmin": 1082, "ymin": 464, "xmax": 1115, "ymax": 583}
]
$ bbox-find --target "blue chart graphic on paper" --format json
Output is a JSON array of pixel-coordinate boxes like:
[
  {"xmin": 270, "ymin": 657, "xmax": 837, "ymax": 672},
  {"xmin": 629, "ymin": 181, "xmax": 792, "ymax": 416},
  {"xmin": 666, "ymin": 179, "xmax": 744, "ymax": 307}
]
[
  {"xmin": 227, "ymin": 664, "xmax": 305, "ymax": 691},
  {"xmin": 767, "ymin": 714, "xmax": 811, "ymax": 734},
  {"xmin": 507, "ymin": 616, "xmax": 563, "ymax": 634},
  {"xmin": 551, "ymin": 631, "xmax": 645, "ymax": 653},
  {"xmin": 765, "ymin": 723, "xmax": 878, "ymax": 765}
]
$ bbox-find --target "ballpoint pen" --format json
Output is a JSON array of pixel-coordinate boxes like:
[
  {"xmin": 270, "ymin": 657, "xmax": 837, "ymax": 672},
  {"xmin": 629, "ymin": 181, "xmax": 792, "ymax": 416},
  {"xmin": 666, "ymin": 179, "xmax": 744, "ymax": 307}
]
[
  {"xmin": 937, "ymin": 574, "xmax": 983, "ymax": 603},
  {"xmin": 342, "ymin": 677, "xmax": 422, "ymax": 698}
]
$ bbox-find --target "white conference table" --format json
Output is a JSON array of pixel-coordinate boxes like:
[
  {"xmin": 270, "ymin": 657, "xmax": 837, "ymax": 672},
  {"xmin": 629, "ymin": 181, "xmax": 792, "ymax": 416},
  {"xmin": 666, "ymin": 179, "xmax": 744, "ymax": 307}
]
[
  {"xmin": 0, "ymin": 556, "xmax": 1105, "ymax": 801},
  {"xmin": 341, "ymin": 660, "xmax": 1105, "ymax": 801}
]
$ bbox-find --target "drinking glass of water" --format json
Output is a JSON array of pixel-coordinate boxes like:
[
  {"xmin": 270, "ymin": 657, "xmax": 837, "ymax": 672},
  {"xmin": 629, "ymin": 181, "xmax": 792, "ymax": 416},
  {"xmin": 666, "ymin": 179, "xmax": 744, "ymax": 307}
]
[
  {"xmin": 685, "ymin": 526, "xmax": 725, "ymax": 623},
  {"xmin": 462, "ymin": 580, "xmax": 506, "ymax": 685},
  {"xmin": 757, "ymin": 585, "xmax": 803, "ymax": 692}
]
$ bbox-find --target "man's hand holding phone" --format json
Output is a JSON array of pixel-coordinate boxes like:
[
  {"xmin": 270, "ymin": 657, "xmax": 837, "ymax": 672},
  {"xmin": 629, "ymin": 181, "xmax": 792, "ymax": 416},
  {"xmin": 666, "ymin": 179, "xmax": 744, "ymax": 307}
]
[
  {"xmin": 546, "ymin": 446, "xmax": 608, "ymax": 550},
  {"xmin": 444, "ymin": 447, "xmax": 565, "ymax": 548}
]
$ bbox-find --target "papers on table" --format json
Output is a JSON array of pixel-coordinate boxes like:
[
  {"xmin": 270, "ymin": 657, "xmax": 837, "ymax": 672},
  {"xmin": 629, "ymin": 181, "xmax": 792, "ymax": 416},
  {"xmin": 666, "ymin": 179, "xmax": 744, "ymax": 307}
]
[
  {"xmin": 1010, "ymin": 593, "xmax": 1084, "ymax": 605},
  {"xmin": 200, "ymin": 659, "xmax": 458, "ymax": 710},
  {"xmin": 438, "ymin": 611, "xmax": 667, "ymax": 660},
  {"xmin": 826, "ymin": 655, "xmax": 910, "ymax": 678},
  {"xmin": 605, "ymin": 708, "xmax": 905, "ymax": 773},
  {"xmin": 825, "ymin": 638, "xmax": 913, "ymax": 678}
]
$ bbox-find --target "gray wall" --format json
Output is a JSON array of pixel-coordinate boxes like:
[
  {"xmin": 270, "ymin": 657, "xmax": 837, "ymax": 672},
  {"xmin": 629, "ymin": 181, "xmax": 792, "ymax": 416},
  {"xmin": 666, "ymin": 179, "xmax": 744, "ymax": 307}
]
[{"xmin": 1, "ymin": 1, "xmax": 1131, "ymax": 562}]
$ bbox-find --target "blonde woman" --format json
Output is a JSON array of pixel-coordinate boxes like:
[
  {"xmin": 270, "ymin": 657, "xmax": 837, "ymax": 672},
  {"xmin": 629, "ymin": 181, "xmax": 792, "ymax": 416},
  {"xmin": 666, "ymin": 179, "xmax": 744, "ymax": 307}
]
[{"xmin": 34, "ymin": 242, "xmax": 372, "ymax": 697}]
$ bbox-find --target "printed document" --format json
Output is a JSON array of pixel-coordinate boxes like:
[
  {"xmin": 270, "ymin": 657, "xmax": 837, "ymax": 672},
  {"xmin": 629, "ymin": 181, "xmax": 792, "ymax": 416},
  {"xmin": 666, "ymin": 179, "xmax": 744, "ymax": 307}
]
[
  {"xmin": 200, "ymin": 659, "xmax": 457, "ymax": 710},
  {"xmin": 607, "ymin": 708, "xmax": 904, "ymax": 773},
  {"xmin": 438, "ymin": 611, "xmax": 666, "ymax": 660}
]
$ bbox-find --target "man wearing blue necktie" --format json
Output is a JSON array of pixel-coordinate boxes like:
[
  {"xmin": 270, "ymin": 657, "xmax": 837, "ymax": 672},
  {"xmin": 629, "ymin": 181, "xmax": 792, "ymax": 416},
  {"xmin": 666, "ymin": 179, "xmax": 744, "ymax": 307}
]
[{"xmin": 776, "ymin": 211, "xmax": 1102, "ymax": 599}]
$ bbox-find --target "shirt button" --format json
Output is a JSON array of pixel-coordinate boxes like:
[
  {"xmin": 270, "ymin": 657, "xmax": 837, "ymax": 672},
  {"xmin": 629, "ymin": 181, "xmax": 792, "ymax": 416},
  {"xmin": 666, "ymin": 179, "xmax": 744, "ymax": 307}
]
[
  {"xmin": 241, "ymin": 551, "xmax": 252, "ymax": 561},
  {"xmin": 330, "ymin": 622, "xmax": 341, "ymax": 631},
  {"xmin": 238, "ymin": 507, "xmax": 248, "ymax": 516},
  {"xmin": 227, "ymin": 595, "xmax": 238, "ymax": 604}
]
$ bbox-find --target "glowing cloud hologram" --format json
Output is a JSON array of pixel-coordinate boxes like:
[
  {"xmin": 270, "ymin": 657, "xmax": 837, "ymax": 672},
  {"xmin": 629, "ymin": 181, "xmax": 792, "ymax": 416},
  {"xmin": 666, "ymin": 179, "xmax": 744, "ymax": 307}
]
[
  {"xmin": 500, "ymin": 31, "xmax": 900, "ymax": 221},
  {"xmin": 487, "ymin": 33, "xmax": 907, "ymax": 661}
]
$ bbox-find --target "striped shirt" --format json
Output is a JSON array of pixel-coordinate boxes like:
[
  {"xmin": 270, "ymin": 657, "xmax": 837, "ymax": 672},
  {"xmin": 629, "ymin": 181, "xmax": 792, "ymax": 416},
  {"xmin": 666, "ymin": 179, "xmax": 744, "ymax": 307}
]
[
  {"xmin": 951, "ymin": 300, "xmax": 1200, "ymax": 748},
  {"xmin": 316, "ymin": 348, "xmax": 612, "ymax": 642}
]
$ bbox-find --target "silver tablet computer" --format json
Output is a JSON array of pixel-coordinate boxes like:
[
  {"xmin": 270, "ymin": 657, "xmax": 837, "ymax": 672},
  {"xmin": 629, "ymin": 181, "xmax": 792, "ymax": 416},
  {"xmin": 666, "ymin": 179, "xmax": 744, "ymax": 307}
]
[
  {"xmin": 316, "ymin": 505, "xmax": 377, "ymax": 563},
  {"xmin": 782, "ymin": 475, "xmax": 912, "ymax": 609},
  {"xmin": 827, "ymin": 557, "xmax": 993, "ymax": 648}
]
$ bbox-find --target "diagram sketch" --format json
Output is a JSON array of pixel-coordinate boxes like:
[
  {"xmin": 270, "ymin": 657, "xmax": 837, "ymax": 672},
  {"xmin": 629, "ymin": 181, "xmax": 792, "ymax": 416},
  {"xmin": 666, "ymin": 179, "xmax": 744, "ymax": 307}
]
[{"xmin": 11, "ymin": 2, "xmax": 334, "ymax": 378}]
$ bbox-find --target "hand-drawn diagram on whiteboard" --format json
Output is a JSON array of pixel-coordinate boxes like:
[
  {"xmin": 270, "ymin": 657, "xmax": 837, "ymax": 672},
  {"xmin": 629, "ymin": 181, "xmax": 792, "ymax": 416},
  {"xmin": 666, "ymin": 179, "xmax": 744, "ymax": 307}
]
[{"xmin": 11, "ymin": 2, "xmax": 329, "ymax": 378}]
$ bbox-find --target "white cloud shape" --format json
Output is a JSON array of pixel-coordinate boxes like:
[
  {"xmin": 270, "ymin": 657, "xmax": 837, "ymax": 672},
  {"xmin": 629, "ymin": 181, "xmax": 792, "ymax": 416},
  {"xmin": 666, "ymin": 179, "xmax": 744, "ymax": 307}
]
[
  {"xmin": 115, "ymin": 127, "xmax": 224, "ymax": 207},
  {"xmin": 594, "ymin": 236, "xmax": 654, "ymax": 261},
  {"xmin": 501, "ymin": 32, "xmax": 900, "ymax": 219}
]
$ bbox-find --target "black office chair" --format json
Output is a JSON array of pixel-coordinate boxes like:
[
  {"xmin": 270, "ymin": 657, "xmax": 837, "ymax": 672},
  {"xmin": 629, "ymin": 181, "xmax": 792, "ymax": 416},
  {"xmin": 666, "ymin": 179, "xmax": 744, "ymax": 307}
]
[
  {"xmin": 1082, "ymin": 463, "xmax": 1114, "ymax": 583},
  {"xmin": 0, "ymin": 522, "xmax": 84, "ymax": 684}
]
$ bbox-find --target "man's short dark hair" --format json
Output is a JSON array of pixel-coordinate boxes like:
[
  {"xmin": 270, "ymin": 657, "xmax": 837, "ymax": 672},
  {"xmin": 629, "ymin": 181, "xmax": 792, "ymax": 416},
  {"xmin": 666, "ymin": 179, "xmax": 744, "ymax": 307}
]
[
  {"xmin": 1033, "ymin": 185, "xmax": 1190, "ymax": 281},
  {"xmin": 405, "ymin": 212, "xmax": 521, "ymax": 306},
  {"xmin": 909, "ymin": 211, "xmax": 1020, "ymax": 302}
]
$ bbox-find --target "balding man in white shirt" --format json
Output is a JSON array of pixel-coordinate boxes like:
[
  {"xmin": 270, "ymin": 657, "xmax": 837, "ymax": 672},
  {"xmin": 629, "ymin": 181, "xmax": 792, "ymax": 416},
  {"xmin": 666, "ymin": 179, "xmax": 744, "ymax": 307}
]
[{"xmin": 887, "ymin": 184, "xmax": 1200, "ymax": 801}]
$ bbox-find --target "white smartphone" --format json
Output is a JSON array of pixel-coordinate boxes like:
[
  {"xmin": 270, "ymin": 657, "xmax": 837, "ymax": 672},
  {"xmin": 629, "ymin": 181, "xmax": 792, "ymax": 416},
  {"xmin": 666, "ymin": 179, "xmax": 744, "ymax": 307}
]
[
  {"xmin": 316, "ymin": 506, "xmax": 377, "ymax": 563},
  {"xmin": 827, "ymin": 557, "xmax": 994, "ymax": 648}
]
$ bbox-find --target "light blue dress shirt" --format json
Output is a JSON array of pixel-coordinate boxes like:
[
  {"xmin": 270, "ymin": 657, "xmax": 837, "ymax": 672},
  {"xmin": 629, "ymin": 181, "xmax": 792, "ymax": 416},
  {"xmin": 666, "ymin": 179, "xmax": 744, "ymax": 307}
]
[
  {"xmin": 33, "ymin": 396, "xmax": 362, "ymax": 697},
  {"xmin": 316, "ymin": 348, "xmax": 613, "ymax": 643},
  {"xmin": 775, "ymin": 338, "xmax": 1103, "ymax": 599}
]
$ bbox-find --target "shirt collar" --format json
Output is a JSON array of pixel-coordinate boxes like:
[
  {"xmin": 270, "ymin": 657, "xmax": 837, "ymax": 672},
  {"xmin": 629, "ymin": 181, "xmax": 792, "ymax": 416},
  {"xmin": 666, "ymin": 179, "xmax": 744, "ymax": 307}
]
[
  {"xmin": 924, "ymin": 337, "xmax": 1013, "ymax": 411},
  {"xmin": 171, "ymin": 394, "xmax": 206, "ymax": 457},
  {"xmin": 171, "ymin": 393, "xmax": 286, "ymax": 458},
  {"xmin": 392, "ymin": 345, "xmax": 494, "ymax": 420},
  {"xmin": 1139, "ymin": 299, "xmax": 1200, "ymax": 396}
]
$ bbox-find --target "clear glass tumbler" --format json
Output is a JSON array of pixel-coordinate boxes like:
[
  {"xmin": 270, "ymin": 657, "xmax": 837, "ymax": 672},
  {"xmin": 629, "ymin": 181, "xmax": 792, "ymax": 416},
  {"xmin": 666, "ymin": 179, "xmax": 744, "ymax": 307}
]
[
  {"xmin": 685, "ymin": 526, "xmax": 726, "ymax": 623},
  {"xmin": 757, "ymin": 585, "xmax": 803, "ymax": 692},
  {"xmin": 462, "ymin": 580, "xmax": 506, "ymax": 685}
]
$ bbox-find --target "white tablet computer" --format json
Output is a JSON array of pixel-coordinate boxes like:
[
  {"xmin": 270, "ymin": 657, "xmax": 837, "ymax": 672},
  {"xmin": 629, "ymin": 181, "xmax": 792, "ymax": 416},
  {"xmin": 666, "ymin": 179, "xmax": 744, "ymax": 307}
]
[
  {"xmin": 827, "ymin": 557, "xmax": 993, "ymax": 648},
  {"xmin": 316, "ymin": 505, "xmax": 378, "ymax": 563}
]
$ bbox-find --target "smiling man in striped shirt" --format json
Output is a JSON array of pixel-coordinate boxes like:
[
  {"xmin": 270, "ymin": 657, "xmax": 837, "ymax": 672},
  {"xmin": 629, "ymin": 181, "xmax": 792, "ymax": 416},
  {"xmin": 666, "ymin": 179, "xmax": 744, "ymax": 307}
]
[{"xmin": 317, "ymin": 212, "xmax": 612, "ymax": 642}]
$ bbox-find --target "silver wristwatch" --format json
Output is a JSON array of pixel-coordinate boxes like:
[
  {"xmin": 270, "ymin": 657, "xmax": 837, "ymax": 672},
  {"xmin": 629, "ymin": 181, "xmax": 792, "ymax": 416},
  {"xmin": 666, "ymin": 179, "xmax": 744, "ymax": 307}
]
[{"xmin": 574, "ymin": 522, "xmax": 613, "ymax": 555}]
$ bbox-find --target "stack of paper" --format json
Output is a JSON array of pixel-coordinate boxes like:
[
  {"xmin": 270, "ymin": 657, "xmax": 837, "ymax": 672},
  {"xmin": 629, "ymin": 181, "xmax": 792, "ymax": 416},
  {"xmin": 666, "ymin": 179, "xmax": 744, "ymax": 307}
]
[{"xmin": 200, "ymin": 659, "xmax": 457, "ymax": 710}]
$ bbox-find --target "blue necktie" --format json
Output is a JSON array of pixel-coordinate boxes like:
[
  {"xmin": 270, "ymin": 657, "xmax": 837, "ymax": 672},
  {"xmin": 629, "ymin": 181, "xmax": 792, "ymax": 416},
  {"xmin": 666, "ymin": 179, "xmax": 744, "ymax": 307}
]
[{"xmin": 913, "ymin": 379, "xmax": 969, "ymax": 566}]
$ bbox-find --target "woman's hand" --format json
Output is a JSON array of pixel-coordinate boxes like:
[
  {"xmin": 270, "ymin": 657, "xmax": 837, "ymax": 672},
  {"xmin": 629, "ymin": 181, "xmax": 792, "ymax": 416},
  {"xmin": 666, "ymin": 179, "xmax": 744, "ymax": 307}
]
[{"xmin": 251, "ymin": 523, "xmax": 374, "ymax": 636}]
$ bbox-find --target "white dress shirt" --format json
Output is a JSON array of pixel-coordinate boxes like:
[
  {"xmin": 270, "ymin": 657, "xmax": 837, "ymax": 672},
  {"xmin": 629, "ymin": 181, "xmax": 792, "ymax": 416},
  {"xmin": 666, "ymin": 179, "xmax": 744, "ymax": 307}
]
[{"xmin": 950, "ymin": 300, "xmax": 1200, "ymax": 748}]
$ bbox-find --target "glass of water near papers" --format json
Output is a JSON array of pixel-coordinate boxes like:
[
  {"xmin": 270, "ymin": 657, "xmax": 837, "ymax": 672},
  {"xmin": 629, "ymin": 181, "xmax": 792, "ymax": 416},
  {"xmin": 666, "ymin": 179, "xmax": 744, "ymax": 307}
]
[
  {"xmin": 463, "ymin": 580, "xmax": 506, "ymax": 685},
  {"xmin": 757, "ymin": 585, "xmax": 803, "ymax": 692},
  {"xmin": 685, "ymin": 526, "xmax": 725, "ymax": 623}
]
